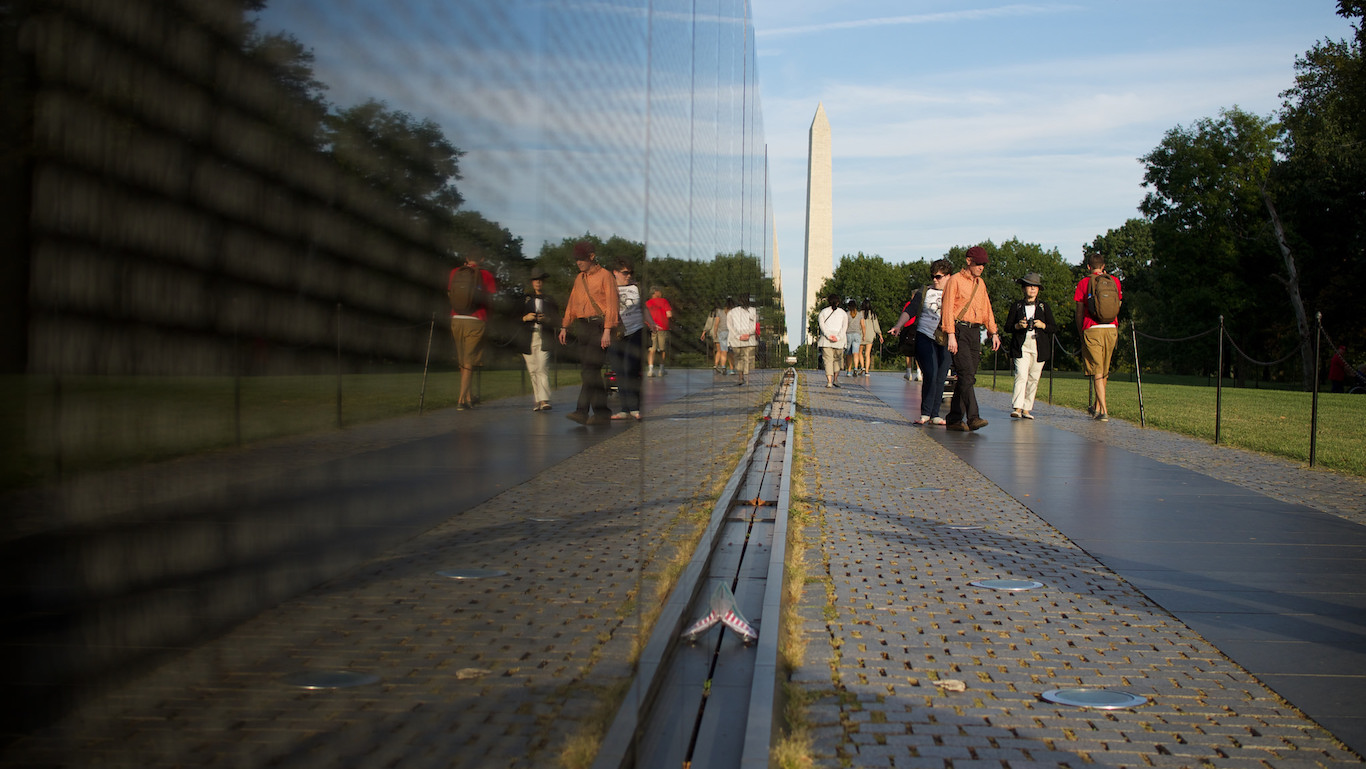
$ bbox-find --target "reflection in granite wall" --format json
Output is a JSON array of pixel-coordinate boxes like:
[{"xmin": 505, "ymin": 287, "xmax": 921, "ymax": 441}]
[
  {"xmin": 0, "ymin": 0, "xmax": 769, "ymax": 736},
  {"xmin": 6, "ymin": 0, "xmax": 770, "ymax": 376}
]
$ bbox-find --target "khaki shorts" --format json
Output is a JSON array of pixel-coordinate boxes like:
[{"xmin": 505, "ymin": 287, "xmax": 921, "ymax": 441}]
[
  {"xmin": 1082, "ymin": 326, "xmax": 1118, "ymax": 379},
  {"xmin": 450, "ymin": 317, "xmax": 485, "ymax": 369},
  {"xmin": 649, "ymin": 328, "xmax": 669, "ymax": 353}
]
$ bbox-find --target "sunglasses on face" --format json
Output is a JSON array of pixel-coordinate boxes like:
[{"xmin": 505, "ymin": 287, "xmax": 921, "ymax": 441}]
[{"xmin": 932, "ymin": 274, "xmax": 947, "ymax": 279}]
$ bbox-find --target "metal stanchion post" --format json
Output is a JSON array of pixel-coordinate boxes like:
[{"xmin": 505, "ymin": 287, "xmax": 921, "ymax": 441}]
[
  {"xmin": 335, "ymin": 302, "xmax": 343, "ymax": 429},
  {"xmin": 419, "ymin": 312, "xmax": 435, "ymax": 415},
  {"xmin": 1215, "ymin": 315, "xmax": 1224, "ymax": 445},
  {"xmin": 1047, "ymin": 336, "xmax": 1054, "ymax": 405},
  {"xmin": 1131, "ymin": 318, "xmax": 1146, "ymax": 428},
  {"xmin": 1311, "ymin": 312, "xmax": 1321, "ymax": 467}
]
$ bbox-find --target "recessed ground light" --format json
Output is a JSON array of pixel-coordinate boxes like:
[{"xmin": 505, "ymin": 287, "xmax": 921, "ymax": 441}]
[
  {"xmin": 946, "ymin": 524, "xmax": 983, "ymax": 530},
  {"xmin": 281, "ymin": 671, "xmax": 380, "ymax": 689},
  {"xmin": 1042, "ymin": 688, "xmax": 1148, "ymax": 709},
  {"xmin": 436, "ymin": 568, "xmax": 509, "ymax": 579},
  {"xmin": 969, "ymin": 579, "xmax": 1043, "ymax": 591}
]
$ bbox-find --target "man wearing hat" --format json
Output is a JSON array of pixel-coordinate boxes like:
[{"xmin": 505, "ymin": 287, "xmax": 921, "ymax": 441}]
[
  {"xmin": 559, "ymin": 241, "xmax": 619, "ymax": 425},
  {"xmin": 519, "ymin": 268, "xmax": 560, "ymax": 411},
  {"xmin": 1005, "ymin": 272, "xmax": 1057, "ymax": 419},
  {"xmin": 941, "ymin": 246, "xmax": 1000, "ymax": 431}
]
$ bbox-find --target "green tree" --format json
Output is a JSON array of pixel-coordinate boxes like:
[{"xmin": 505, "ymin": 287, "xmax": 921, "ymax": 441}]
[
  {"xmin": 324, "ymin": 99, "xmax": 466, "ymax": 216},
  {"xmin": 1278, "ymin": 1, "xmax": 1366, "ymax": 359},
  {"xmin": 1139, "ymin": 107, "xmax": 1312, "ymax": 384}
]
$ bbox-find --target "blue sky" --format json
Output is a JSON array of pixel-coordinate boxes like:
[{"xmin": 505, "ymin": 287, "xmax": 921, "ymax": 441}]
[{"xmin": 750, "ymin": 0, "xmax": 1355, "ymax": 341}]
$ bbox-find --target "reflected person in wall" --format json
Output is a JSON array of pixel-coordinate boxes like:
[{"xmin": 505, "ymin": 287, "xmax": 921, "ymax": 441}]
[
  {"xmin": 726, "ymin": 294, "xmax": 759, "ymax": 386},
  {"xmin": 610, "ymin": 258, "xmax": 649, "ymax": 421},
  {"xmin": 520, "ymin": 269, "xmax": 560, "ymax": 412},
  {"xmin": 558, "ymin": 241, "xmax": 619, "ymax": 425},
  {"xmin": 448, "ymin": 251, "xmax": 497, "ymax": 411}
]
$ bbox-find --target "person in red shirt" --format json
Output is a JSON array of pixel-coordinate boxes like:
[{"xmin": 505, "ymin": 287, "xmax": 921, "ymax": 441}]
[
  {"xmin": 1329, "ymin": 346, "xmax": 1349, "ymax": 393},
  {"xmin": 1073, "ymin": 253, "xmax": 1123, "ymax": 421},
  {"xmin": 645, "ymin": 286, "xmax": 673, "ymax": 376},
  {"xmin": 448, "ymin": 252, "xmax": 497, "ymax": 411}
]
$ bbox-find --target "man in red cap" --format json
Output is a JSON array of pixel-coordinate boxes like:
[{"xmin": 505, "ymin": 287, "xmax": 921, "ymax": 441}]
[{"xmin": 941, "ymin": 246, "xmax": 1000, "ymax": 431}]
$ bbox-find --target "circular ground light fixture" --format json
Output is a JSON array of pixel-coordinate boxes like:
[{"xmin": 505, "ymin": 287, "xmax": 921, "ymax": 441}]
[
  {"xmin": 436, "ymin": 568, "xmax": 509, "ymax": 580},
  {"xmin": 528, "ymin": 517, "xmax": 560, "ymax": 523},
  {"xmin": 281, "ymin": 670, "xmax": 380, "ymax": 690},
  {"xmin": 946, "ymin": 524, "xmax": 983, "ymax": 530},
  {"xmin": 969, "ymin": 578, "xmax": 1044, "ymax": 591},
  {"xmin": 1042, "ymin": 688, "xmax": 1148, "ymax": 709}
]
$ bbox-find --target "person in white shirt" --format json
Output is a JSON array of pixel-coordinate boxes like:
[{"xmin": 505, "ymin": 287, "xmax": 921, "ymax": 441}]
[
  {"xmin": 816, "ymin": 293, "xmax": 849, "ymax": 388},
  {"xmin": 726, "ymin": 295, "xmax": 759, "ymax": 386}
]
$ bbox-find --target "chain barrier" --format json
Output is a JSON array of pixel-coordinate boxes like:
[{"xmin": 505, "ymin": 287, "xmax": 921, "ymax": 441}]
[
  {"xmin": 1225, "ymin": 333, "xmax": 1305, "ymax": 367},
  {"xmin": 1133, "ymin": 326, "xmax": 1218, "ymax": 343}
]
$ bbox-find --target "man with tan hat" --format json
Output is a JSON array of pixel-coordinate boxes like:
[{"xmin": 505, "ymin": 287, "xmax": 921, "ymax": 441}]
[{"xmin": 941, "ymin": 246, "xmax": 1000, "ymax": 431}]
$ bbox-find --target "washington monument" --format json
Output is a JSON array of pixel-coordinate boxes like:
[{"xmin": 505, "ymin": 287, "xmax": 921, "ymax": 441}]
[{"xmin": 801, "ymin": 103, "xmax": 832, "ymax": 346}]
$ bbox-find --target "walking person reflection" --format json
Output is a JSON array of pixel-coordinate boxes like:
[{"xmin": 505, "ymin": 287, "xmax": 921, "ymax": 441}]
[
  {"xmin": 558, "ymin": 241, "xmax": 619, "ymax": 425},
  {"xmin": 520, "ymin": 269, "xmax": 560, "ymax": 412},
  {"xmin": 727, "ymin": 294, "xmax": 758, "ymax": 386},
  {"xmin": 609, "ymin": 258, "xmax": 647, "ymax": 421}
]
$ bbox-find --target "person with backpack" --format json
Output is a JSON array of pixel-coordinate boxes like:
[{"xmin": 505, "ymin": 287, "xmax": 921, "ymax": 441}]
[
  {"xmin": 1074, "ymin": 252, "xmax": 1123, "ymax": 421},
  {"xmin": 448, "ymin": 251, "xmax": 497, "ymax": 411}
]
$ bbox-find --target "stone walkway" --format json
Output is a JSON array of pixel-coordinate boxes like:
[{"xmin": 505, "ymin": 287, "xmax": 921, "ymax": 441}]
[{"xmin": 791, "ymin": 373, "xmax": 1364, "ymax": 768}]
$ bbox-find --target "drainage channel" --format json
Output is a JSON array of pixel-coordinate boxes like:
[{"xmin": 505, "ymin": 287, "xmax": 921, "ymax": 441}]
[{"xmin": 592, "ymin": 369, "xmax": 798, "ymax": 769}]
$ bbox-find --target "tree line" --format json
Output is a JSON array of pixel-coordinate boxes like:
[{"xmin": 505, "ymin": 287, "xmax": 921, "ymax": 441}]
[{"xmin": 810, "ymin": 3, "xmax": 1363, "ymax": 388}]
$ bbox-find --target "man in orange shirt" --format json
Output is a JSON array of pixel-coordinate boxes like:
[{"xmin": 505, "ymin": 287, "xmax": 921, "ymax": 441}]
[
  {"xmin": 559, "ymin": 241, "xmax": 620, "ymax": 425},
  {"xmin": 941, "ymin": 246, "xmax": 1000, "ymax": 431}
]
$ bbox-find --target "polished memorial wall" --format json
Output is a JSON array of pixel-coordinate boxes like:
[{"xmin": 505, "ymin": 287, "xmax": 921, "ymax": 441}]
[
  {"xmin": 0, "ymin": 0, "xmax": 772, "ymax": 740},
  {"xmin": 4, "ymin": 0, "xmax": 771, "ymax": 376}
]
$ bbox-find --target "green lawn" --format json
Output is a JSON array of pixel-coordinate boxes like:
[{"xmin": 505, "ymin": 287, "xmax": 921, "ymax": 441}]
[
  {"xmin": 1, "ymin": 368, "xmax": 580, "ymax": 490},
  {"xmin": 983, "ymin": 371, "xmax": 1366, "ymax": 476}
]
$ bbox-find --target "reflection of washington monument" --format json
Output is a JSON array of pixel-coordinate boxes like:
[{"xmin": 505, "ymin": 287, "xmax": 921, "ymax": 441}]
[{"xmin": 801, "ymin": 103, "xmax": 832, "ymax": 346}]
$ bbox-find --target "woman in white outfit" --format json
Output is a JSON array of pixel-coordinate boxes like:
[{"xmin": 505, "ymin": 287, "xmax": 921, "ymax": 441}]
[{"xmin": 1004, "ymin": 272, "xmax": 1057, "ymax": 419}]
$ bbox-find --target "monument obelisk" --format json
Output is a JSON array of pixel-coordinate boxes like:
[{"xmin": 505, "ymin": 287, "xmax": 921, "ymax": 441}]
[{"xmin": 801, "ymin": 103, "xmax": 832, "ymax": 346}]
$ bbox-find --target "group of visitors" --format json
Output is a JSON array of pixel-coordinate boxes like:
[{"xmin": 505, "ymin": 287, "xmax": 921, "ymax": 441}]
[
  {"xmin": 863, "ymin": 246, "xmax": 1122, "ymax": 430},
  {"xmin": 449, "ymin": 240, "xmax": 1126, "ymax": 430},
  {"xmin": 446, "ymin": 240, "xmax": 676, "ymax": 425}
]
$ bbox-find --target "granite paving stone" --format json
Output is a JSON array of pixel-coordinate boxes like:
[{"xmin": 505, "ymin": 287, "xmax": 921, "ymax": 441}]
[{"xmin": 789, "ymin": 372, "xmax": 1365, "ymax": 769}]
